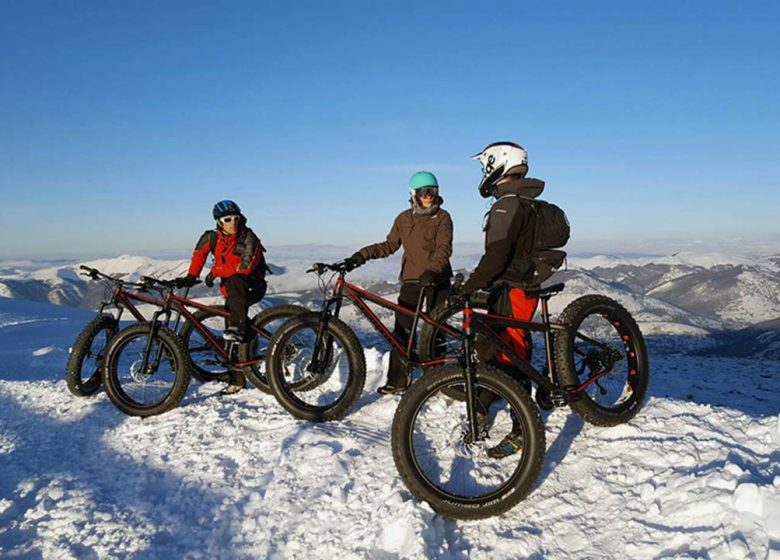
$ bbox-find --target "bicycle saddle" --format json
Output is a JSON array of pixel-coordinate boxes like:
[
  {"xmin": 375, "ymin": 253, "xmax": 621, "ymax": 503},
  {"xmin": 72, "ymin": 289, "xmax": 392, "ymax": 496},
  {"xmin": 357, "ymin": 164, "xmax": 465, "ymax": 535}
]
[{"xmin": 524, "ymin": 282, "xmax": 565, "ymax": 299}]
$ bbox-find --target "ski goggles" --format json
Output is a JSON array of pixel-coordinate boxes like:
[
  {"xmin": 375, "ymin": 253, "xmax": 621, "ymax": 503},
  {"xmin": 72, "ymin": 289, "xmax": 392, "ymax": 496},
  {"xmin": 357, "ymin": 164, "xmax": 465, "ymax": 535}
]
[
  {"xmin": 415, "ymin": 187, "xmax": 438, "ymax": 198},
  {"xmin": 219, "ymin": 215, "xmax": 240, "ymax": 224}
]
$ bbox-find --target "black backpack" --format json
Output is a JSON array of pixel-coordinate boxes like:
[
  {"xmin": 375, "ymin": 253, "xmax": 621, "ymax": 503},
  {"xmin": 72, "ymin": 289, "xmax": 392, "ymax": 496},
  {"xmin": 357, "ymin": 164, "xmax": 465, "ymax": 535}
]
[{"xmin": 520, "ymin": 197, "xmax": 570, "ymax": 285}]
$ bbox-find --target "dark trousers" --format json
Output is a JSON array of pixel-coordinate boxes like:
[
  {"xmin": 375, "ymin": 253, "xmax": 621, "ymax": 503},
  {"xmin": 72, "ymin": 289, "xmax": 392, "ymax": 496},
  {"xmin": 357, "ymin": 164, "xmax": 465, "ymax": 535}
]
[
  {"xmin": 386, "ymin": 281, "xmax": 450, "ymax": 386},
  {"xmin": 222, "ymin": 275, "xmax": 267, "ymax": 331}
]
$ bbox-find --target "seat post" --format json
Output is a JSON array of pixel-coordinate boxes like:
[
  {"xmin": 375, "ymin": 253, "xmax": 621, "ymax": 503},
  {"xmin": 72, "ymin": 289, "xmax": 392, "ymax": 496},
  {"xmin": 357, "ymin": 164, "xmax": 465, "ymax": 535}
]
[{"xmin": 540, "ymin": 296, "xmax": 555, "ymax": 380}]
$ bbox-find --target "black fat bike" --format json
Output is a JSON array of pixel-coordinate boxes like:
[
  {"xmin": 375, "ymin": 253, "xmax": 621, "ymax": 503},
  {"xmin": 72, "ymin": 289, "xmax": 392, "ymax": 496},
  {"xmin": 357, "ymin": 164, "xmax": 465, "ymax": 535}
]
[{"xmin": 391, "ymin": 276, "xmax": 649, "ymax": 519}]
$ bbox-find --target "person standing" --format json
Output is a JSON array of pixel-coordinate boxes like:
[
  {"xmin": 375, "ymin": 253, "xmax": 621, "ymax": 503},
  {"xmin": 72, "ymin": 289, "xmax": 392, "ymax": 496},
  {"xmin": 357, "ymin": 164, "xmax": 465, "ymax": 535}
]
[{"xmin": 345, "ymin": 172, "xmax": 453, "ymax": 394}]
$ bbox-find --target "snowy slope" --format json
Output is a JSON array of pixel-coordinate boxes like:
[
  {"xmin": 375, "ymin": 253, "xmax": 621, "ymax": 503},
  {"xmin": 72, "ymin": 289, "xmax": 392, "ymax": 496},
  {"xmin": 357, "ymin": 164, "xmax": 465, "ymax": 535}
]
[{"xmin": 0, "ymin": 296, "xmax": 778, "ymax": 559}]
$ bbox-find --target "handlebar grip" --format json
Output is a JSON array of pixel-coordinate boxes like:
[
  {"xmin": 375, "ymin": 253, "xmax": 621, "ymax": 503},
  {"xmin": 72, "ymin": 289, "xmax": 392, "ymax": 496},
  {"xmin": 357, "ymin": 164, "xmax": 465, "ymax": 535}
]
[{"xmin": 452, "ymin": 273, "xmax": 465, "ymax": 291}]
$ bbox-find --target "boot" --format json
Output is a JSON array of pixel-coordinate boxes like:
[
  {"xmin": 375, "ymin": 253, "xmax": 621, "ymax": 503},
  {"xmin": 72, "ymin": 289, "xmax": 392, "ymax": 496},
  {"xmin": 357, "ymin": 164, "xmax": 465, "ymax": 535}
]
[{"xmin": 220, "ymin": 370, "xmax": 246, "ymax": 395}]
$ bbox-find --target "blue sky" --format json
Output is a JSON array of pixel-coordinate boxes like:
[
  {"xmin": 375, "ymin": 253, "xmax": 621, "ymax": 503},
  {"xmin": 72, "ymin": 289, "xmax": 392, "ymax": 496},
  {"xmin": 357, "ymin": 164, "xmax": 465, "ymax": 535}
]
[{"xmin": 1, "ymin": 1, "xmax": 778, "ymax": 259}]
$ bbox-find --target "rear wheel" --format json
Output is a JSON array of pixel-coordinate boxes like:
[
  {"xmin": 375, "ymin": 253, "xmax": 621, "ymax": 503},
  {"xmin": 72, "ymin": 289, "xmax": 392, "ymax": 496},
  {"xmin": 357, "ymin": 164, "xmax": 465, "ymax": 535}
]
[
  {"xmin": 66, "ymin": 314, "xmax": 118, "ymax": 396},
  {"xmin": 392, "ymin": 364, "xmax": 545, "ymax": 520},
  {"xmin": 554, "ymin": 295, "xmax": 649, "ymax": 426},
  {"xmin": 418, "ymin": 291, "xmax": 489, "ymax": 365},
  {"xmin": 180, "ymin": 309, "xmax": 230, "ymax": 383},
  {"xmin": 239, "ymin": 304, "xmax": 308, "ymax": 393},
  {"xmin": 103, "ymin": 324, "xmax": 190, "ymax": 417},
  {"xmin": 266, "ymin": 312, "xmax": 366, "ymax": 421}
]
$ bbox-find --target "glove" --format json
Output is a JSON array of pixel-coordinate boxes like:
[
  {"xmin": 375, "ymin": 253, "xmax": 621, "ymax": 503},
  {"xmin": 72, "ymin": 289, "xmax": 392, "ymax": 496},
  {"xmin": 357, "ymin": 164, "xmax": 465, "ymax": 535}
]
[
  {"xmin": 447, "ymin": 285, "xmax": 467, "ymax": 308},
  {"xmin": 417, "ymin": 270, "xmax": 437, "ymax": 286},
  {"xmin": 179, "ymin": 275, "xmax": 198, "ymax": 288},
  {"xmin": 344, "ymin": 251, "xmax": 366, "ymax": 272},
  {"xmin": 204, "ymin": 272, "xmax": 215, "ymax": 288}
]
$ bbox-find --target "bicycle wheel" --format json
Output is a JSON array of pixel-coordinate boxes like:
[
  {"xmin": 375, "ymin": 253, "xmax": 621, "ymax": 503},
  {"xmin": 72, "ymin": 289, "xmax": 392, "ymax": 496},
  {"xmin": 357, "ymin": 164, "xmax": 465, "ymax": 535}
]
[
  {"xmin": 238, "ymin": 304, "xmax": 308, "ymax": 393},
  {"xmin": 180, "ymin": 308, "xmax": 230, "ymax": 383},
  {"xmin": 66, "ymin": 314, "xmax": 118, "ymax": 396},
  {"xmin": 392, "ymin": 364, "xmax": 545, "ymax": 520},
  {"xmin": 266, "ymin": 312, "xmax": 366, "ymax": 421},
  {"xmin": 418, "ymin": 291, "xmax": 489, "ymax": 365},
  {"xmin": 554, "ymin": 295, "xmax": 649, "ymax": 427},
  {"xmin": 103, "ymin": 324, "xmax": 190, "ymax": 417}
]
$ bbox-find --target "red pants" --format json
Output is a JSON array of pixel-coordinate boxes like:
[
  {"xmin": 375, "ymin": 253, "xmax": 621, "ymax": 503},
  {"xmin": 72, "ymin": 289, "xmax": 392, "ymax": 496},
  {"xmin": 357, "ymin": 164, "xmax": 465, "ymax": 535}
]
[{"xmin": 496, "ymin": 288, "xmax": 538, "ymax": 364}]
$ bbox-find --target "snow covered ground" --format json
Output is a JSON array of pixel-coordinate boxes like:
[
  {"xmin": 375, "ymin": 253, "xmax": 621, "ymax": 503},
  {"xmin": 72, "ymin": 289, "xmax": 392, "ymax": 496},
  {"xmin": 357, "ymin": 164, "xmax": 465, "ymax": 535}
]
[{"xmin": 0, "ymin": 295, "xmax": 778, "ymax": 559}]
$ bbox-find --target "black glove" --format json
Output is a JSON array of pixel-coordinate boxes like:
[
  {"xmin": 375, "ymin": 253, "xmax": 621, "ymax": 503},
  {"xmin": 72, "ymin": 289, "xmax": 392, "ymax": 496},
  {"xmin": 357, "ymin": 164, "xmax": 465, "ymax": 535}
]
[
  {"xmin": 179, "ymin": 274, "xmax": 199, "ymax": 288},
  {"xmin": 417, "ymin": 270, "xmax": 438, "ymax": 286},
  {"xmin": 447, "ymin": 285, "xmax": 467, "ymax": 308},
  {"xmin": 204, "ymin": 272, "xmax": 215, "ymax": 288},
  {"xmin": 344, "ymin": 251, "xmax": 366, "ymax": 272}
]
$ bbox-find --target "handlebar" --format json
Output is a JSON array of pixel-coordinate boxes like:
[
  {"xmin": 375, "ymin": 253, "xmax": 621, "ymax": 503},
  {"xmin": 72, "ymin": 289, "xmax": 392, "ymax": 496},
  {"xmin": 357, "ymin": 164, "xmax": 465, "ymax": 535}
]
[
  {"xmin": 139, "ymin": 275, "xmax": 201, "ymax": 290},
  {"xmin": 79, "ymin": 265, "xmax": 198, "ymax": 291},
  {"xmin": 79, "ymin": 265, "xmax": 140, "ymax": 288},
  {"xmin": 306, "ymin": 261, "xmax": 349, "ymax": 275}
]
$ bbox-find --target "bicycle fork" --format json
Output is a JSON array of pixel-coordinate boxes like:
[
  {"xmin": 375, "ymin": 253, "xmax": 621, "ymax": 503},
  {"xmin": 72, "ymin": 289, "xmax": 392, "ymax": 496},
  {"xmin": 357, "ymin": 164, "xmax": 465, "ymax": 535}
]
[
  {"xmin": 140, "ymin": 310, "xmax": 171, "ymax": 375},
  {"xmin": 310, "ymin": 297, "xmax": 342, "ymax": 373},
  {"xmin": 462, "ymin": 305, "xmax": 483, "ymax": 444}
]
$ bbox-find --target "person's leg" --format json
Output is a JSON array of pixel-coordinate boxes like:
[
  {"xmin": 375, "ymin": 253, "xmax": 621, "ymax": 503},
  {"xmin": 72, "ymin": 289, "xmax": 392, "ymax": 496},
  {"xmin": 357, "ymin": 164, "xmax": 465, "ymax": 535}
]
[
  {"xmin": 496, "ymin": 288, "xmax": 538, "ymax": 364},
  {"xmin": 220, "ymin": 275, "xmax": 253, "ymax": 392},
  {"xmin": 382, "ymin": 283, "xmax": 420, "ymax": 392},
  {"xmin": 222, "ymin": 275, "xmax": 252, "ymax": 332}
]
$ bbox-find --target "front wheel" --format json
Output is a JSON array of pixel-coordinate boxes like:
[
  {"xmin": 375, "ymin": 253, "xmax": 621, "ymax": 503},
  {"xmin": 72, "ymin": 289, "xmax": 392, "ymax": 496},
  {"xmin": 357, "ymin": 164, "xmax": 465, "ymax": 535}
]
[
  {"xmin": 66, "ymin": 314, "xmax": 118, "ymax": 396},
  {"xmin": 392, "ymin": 364, "xmax": 545, "ymax": 520},
  {"xmin": 266, "ymin": 312, "xmax": 366, "ymax": 421},
  {"xmin": 554, "ymin": 295, "xmax": 649, "ymax": 427},
  {"xmin": 239, "ymin": 304, "xmax": 308, "ymax": 393},
  {"xmin": 103, "ymin": 324, "xmax": 190, "ymax": 417}
]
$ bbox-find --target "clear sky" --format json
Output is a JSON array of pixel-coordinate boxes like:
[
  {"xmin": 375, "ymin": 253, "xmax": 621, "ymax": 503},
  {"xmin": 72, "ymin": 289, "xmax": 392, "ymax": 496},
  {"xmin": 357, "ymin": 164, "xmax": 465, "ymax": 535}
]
[{"xmin": 1, "ymin": 1, "xmax": 778, "ymax": 259}]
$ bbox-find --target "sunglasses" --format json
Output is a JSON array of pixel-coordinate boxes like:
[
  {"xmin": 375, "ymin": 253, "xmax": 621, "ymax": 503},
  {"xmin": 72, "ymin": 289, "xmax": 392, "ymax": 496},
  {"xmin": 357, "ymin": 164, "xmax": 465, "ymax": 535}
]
[
  {"xmin": 416, "ymin": 187, "xmax": 438, "ymax": 198},
  {"xmin": 219, "ymin": 215, "xmax": 239, "ymax": 224}
]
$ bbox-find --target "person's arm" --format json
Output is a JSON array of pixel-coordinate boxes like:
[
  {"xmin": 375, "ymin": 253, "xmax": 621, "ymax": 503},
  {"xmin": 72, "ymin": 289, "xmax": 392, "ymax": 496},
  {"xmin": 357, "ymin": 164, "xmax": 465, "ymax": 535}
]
[
  {"xmin": 233, "ymin": 231, "xmax": 264, "ymax": 276},
  {"xmin": 462, "ymin": 199, "xmax": 528, "ymax": 294},
  {"xmin": 187, "ymin": 231, "xmax": 214, "ymax": 277},
  {"xmin": 358, "ymin": 215, "xmax": 403, "ymax": 260},
  {"xmin": 427, "ymin": 212, "xmax": 453, "ymax": 274}
]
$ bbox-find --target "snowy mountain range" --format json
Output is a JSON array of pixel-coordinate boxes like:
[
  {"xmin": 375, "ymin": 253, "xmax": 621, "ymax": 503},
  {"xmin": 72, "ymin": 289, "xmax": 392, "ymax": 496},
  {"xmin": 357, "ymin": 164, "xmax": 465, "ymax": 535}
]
[
  {"xmin": 2, "ymin": 247, "xmax": 779, "ymax": 357},
  {"xmin": 1, "ymin": 251, "xmax": 778, "ymax": 558}
]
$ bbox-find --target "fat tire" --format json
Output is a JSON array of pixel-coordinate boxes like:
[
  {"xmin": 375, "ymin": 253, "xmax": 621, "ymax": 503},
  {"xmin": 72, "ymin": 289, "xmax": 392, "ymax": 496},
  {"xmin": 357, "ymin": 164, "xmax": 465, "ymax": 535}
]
[
  {"xmin": 239, "ymin": 304, "xmax": 308, "ymax": 393},
  {"xmin": 554, "ymin": 295, "xmax": 649, "ymax": 427},
  {"xmin": 103, "ymin": 324, "xmax": 190, "ymax": 417},
  {"xmin": 66, "ymin": 314, "xmax": 118, "ymax": 396},
  {"xmin": 266, "ymin": 312, "xmax": 365, "ymax": 421},
  {"xmin": 180, "ymin": 308, "xmax": 229, "ymax": 383},
  {"xmin": 391, "ymin": 364, "xmax": 545, "ymax": 520},
  {"xmin": 417, "ymin": 292, "xmax": 488, "ymax": 364}
]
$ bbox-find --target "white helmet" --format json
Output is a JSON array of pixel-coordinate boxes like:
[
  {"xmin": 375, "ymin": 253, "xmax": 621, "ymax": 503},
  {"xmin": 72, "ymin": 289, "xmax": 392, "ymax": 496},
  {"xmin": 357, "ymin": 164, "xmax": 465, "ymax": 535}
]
[{"xmin": 472, "ymin": 141, "xmax": 528, "ymax": 198}]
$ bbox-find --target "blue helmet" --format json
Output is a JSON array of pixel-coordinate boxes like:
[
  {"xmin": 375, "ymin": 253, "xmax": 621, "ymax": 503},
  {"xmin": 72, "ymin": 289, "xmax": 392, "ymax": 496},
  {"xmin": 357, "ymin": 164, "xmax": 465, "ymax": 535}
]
[{"xmin": 212, "ymin": 200, "xmax": 241, "ymax": 220}]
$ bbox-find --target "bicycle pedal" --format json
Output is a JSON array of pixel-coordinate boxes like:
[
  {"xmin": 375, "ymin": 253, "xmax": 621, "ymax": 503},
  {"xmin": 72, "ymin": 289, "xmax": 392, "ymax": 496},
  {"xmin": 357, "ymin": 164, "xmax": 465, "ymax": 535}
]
[{"xmin": 551, "ymin": 389, "xmax": 570, "ymax": 407}]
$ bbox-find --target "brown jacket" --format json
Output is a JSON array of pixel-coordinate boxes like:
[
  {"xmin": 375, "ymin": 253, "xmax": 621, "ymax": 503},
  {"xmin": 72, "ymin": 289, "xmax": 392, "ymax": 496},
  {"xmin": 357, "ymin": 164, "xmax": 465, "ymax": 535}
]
[{"xmin": 359, "ymin": 207, "xmax": 453, "ymax": 283}]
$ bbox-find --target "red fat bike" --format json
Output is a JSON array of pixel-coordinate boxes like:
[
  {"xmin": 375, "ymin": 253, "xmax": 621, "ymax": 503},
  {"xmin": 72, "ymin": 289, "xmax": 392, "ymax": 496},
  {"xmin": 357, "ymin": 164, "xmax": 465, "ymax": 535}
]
[
  {"xmin": 391, "ymin": 275, "xmax": 649, "ymax": 519},
  {"xmin": 101, "ymin": 273, "xmax": 307, "ymax": 416}
]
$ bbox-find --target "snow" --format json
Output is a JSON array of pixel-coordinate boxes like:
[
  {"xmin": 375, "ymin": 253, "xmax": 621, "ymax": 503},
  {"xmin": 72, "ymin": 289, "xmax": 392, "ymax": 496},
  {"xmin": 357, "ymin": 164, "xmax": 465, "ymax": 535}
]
[
  {"xmin": 1, "ymin": 294, "xmax": 778, "ymax": 559},
  {"xmin": 568, "ymin": 251, "xmax": 764, "ymax": 270}
]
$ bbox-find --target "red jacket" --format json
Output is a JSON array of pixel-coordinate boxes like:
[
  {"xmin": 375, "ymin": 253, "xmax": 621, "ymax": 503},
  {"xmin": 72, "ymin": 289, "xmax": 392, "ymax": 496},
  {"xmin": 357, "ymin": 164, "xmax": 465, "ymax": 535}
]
[{"xmin": 188, "ymin": 226, "xmax": 266, "ymax": 295}]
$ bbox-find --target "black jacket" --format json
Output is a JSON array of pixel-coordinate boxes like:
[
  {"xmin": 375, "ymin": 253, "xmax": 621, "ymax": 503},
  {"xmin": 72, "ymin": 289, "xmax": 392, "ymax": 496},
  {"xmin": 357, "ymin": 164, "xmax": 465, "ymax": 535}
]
[{"xmin": 462, "ymin": 178, "xmax": 545, "ymax": 294}]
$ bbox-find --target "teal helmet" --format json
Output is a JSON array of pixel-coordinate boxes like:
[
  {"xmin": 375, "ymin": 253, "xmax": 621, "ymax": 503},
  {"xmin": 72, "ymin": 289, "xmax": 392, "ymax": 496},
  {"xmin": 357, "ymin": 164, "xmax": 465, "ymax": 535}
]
[{"xmin": 408, "ymin": 171, "xmax": 439, "ymax": 191}]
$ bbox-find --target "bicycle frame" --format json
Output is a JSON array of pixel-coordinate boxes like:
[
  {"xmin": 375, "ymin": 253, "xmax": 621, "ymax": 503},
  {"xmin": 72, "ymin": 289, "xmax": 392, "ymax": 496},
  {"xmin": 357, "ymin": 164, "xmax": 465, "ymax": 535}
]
[
  {"xmin": 310, "ymin": 271, "xmax": 461, "ymax": 374},
  {"xmin": 454, "ymin": 295, "xmax": 625, "ymax": 406},
  {"xmin": 146, "ymin": 290, "xmax": 271, "ymax": 370}
]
